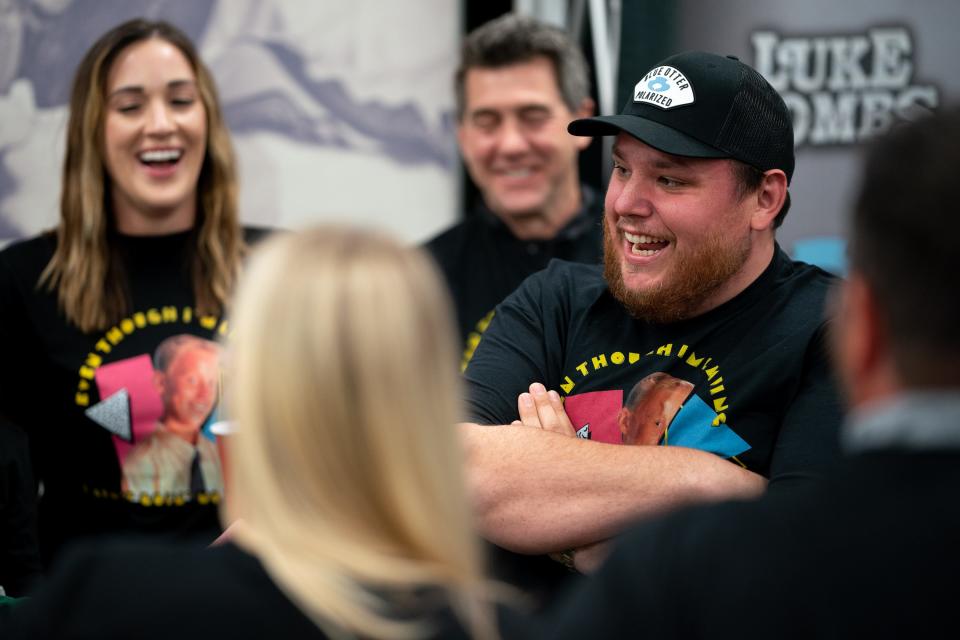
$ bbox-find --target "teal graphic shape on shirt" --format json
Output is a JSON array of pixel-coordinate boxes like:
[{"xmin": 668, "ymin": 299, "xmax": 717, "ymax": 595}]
[{"xmin": 664, "ymin": 393, "xmax": 750, "ymax": 458}]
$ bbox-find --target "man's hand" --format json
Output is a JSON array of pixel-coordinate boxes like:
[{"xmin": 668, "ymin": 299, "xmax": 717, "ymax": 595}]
[
  {"xmin": 572, "ymin": 540, "xmax": 612, "ymax": 574},
  {"xmin": 462, "ymin": 422, "xmax": 766, "ymax": 554},
  {"xmin": 514, "ymin": 382, "xmax": 576, "ymax": 437}
]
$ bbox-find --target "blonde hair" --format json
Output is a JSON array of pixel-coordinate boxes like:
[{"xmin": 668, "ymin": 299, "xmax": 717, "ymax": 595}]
[
  {"xmin": 40, "ymin": 19, "xmax": 244, "ymax": 332},
  {"xmin": 223, "ymin": 227, "xmax": 495, "ymax": 639}
]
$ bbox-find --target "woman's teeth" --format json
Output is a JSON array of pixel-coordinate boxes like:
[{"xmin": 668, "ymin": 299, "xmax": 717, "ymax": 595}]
[{"xmin": 139, "ymin": 149, "xmax": 182, "ymax": 164}]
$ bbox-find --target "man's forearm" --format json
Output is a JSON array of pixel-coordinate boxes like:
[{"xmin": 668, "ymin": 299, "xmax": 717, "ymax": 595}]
[{"xmin": 461, "ymin": 422, "xmax": 766, "ymax": 554}]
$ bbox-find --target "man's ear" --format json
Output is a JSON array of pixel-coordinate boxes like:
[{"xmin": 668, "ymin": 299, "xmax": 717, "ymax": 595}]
[
  {"xmin": 572, "ymin": 97, "xmax": 595, "ymax": 151},
  {"xmin": 616, "ymin": 407, "xmax": 629, "ymax": 435},
  {"xmin": 851, "ymin": 273, "xmax": 891, "ymax": 378},
  {"xmin": 153, "ymin": 370, "xmax": 167, "ymax": 399},
  {"xmin": 575, "ymin": 96, "xmax": 595, "ymax": 119},
  {"xmin": 833, "ymin": 272, "xmax": 893, "ymax": 403},
  {"xmin": 749, "ymin": 169, "xmax": 788, "ymax": 231}
]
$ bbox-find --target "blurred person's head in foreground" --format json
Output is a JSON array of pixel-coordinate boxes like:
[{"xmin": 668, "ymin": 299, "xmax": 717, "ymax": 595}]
[
  {"xmin": 222, "ymin": 226, "xmax": 496, "ymax": 639},
  {"xmin": 833, "ymin": 105, "xmax": 960, "ymax": 404}
]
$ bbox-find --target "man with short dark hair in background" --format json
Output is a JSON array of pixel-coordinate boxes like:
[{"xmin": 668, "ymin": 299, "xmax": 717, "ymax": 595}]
[
  {"xmin": 541, "ymin": 105, "xmax": 960, "ymax": 640},
  {"xmin": 425, "ymin": 13, "xmax": 600, "ymax": 368}
]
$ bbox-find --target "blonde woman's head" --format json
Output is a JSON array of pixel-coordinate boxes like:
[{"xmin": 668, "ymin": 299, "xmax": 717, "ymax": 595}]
[{"xmin": 224, "ymin": 226, "xmax": 491, "ymax": 638}]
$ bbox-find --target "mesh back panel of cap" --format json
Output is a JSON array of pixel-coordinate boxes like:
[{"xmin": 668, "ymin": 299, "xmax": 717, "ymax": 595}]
[{"xmin": 716, "ymin": 66, "xmax": 793, "ymax": 175}]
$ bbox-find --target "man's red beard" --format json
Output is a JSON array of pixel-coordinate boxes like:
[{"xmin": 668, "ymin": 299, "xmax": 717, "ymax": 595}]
[{"xmin": 602, "ymin": 222, "xmax": 751, "ymax": 324}]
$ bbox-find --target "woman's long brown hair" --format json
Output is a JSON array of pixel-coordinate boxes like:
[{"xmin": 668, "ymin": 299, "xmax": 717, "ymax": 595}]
[{"xmin": 41, "ymin": 18, "xmax": 244, "ymax": 332}]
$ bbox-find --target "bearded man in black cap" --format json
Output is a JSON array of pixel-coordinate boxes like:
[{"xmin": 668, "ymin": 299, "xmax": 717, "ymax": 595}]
[
  {"xmin": 539, "ymin": 103, "xmax": 960, "ymax": 640},
  {"xmin": 461, "ymin": 51, "xmax": 843, "ymax": 606}
]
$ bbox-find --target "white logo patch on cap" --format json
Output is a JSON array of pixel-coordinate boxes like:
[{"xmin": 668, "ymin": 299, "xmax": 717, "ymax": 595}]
[{"xmin": 633, "ymin": 65, "xmax": 694, "ymax": 109}]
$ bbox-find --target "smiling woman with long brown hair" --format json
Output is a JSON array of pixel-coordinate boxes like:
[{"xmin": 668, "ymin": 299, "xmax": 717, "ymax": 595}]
[
  {"xmin": 0, "ymin": 18, "xmax": 263, "ymax": 569},
  {"xmin": 8, "ymin": 227, "xmax": 502, "ymax": 639}
]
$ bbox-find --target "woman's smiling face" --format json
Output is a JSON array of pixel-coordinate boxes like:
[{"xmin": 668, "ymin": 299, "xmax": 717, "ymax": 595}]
[{"xmin": 102, "ymin": 37, "xmax": 207, "ymax": 235}]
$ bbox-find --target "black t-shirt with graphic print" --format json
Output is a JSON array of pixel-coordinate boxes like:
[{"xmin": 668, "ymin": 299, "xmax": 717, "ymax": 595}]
[
  {"xmin": 464, "ymin": 246, "xmax": 844, "ymax": 604},
  {"xmin": 0, "ymin": 228, "xmax": 266, "ymax": 566}
]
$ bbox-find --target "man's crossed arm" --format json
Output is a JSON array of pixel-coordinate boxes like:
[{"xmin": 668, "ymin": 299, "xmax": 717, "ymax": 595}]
[{"xmin": 460, "ymin": 383, "xmax": 766, "ymax": 557}]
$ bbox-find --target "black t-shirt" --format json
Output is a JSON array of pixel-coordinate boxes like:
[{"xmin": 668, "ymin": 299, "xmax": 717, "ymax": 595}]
[
  {"xmin": 542, "ymin": 449, "xmax": 960, "ymax": 639},
  {"xmin": 0, "ymin": 228, "xmax": 266, "ymax": 565},
  {"xmin": 0, "ymin": 419, "xmax": 41, "ymax": 596},
  {"xmin": 425, "ymin": 186, "xmax": 603, "ymax": 368},
  {"xmin": 6, "ymin": 540, "xmax": 478, "ymax": 639},
  {"xmin": 464, "ymin": 246, "xmax": 843, "ymax": 601}
]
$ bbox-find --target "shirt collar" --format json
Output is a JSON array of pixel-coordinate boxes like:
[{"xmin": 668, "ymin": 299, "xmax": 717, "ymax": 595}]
[
  {"xmin": 843, "ymin": 391, "xmax": 960, "ymax": 453},
  {"xmin": 476, "ymin": 184, "xmax": 601, "ymax": 242}
]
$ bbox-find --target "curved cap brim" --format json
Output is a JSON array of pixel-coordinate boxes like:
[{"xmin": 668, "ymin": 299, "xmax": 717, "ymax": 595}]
[{"xmin": 569, "ymin": 115, "xmax": 728, "ymax": 159}]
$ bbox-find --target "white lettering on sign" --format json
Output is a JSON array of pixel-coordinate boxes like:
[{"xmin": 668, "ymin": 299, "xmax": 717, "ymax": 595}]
[{"xmin": 751, "ymin": 27, "xmax": 939, "ymax": 146}]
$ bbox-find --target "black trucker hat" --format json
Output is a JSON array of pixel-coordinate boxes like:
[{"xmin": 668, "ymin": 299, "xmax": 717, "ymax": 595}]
[{"xmin": 569, "ymin": 51, "xmax": 795, "ymax": 182}]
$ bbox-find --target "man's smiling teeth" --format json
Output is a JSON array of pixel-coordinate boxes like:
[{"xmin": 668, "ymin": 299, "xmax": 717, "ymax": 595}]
[
  {"xmin": 624, "ymin": 232, "xmax": 664, "ymax": 244},
  {"xmin": 502, "ymin": 168, "xmax": 533, "ymax": 177},
  {"xmin": 624, "ymin": 231, "xmax": 667, "ymax": 256},
  {"xmin": 139, "ymin": 149, "xmax": 182, "ymax": 163}
]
